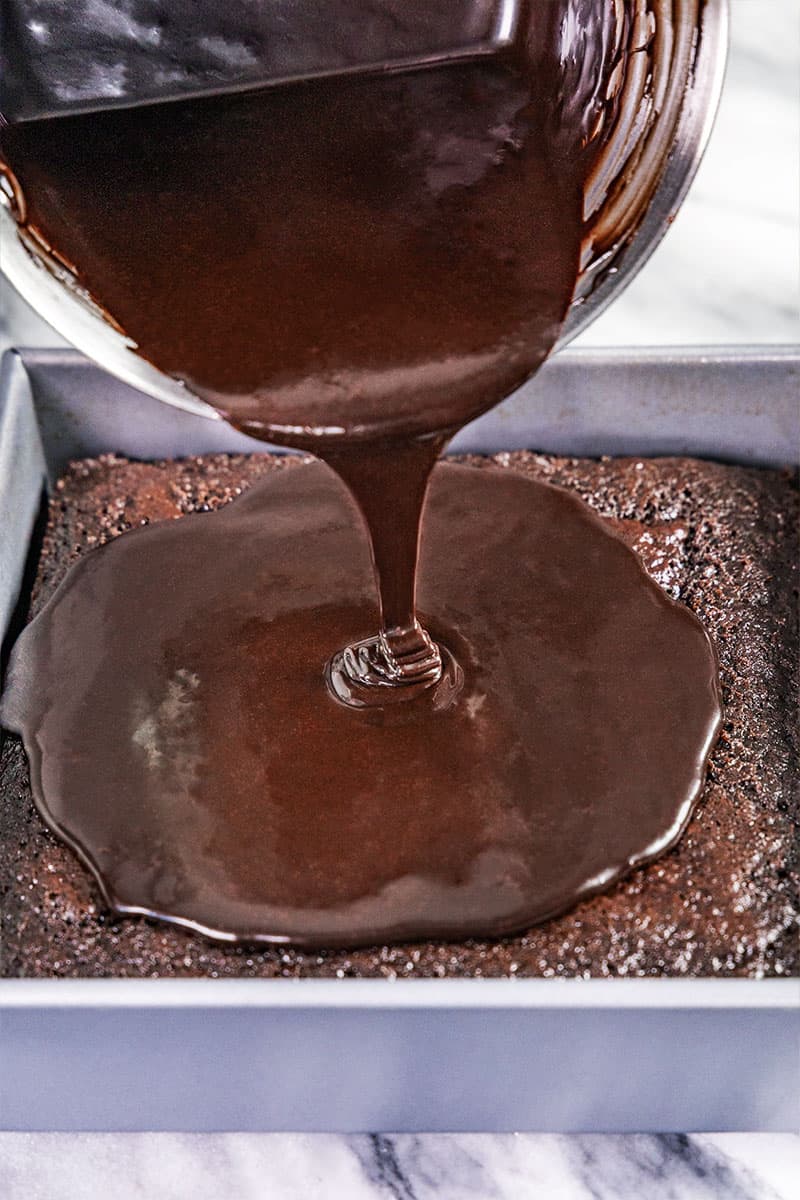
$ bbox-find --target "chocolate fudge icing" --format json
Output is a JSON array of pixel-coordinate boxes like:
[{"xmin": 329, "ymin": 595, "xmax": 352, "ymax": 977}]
[
  {"xmin": 2, "ymin": 459, "xmax": 720, "ymax": 946},
  {"xmin": 1, "ymin": 3, "xmax": 723, "ymax": 944},
  {"xmin": 0, "ymin": 7, "xmax": 607, "ymax": 441},
  {"xmin": 1, "ymin": 0, "xmax": 623, "ymax": 686},
  {"xmin": 0, "ymin": 1, "xmax": 628, "ymax": 678},
  {"xmin": 0, "ymin": 451, "xmax": 795, "ymax": 975}
]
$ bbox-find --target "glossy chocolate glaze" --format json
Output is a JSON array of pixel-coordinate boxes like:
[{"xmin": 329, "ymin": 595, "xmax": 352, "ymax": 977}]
[
  {"xmin": 0, "ymin": 3, "xmax": 722, "ymax": 945},
  {"xmin": 0, "ymin": 12, "xmax": 600, "ymax": 443},
  {"xmin": 1, "ymin": 7, "xmax": 613, "ymax": 694},
  {"xmin": 1, "ymin": 463, "xmax": 721, "ymax": 945}
]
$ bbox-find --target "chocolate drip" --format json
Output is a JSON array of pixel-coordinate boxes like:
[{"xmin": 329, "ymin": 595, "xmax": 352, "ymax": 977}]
[{"xmin": 2, "ymin": 464, "xmax": 721, "ymax": 945}]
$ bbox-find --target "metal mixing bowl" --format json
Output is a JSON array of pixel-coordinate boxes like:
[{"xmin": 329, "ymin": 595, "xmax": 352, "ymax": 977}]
[{"xmin": 0, "ymin": 0, "xmax": 728, "ymax": 424}]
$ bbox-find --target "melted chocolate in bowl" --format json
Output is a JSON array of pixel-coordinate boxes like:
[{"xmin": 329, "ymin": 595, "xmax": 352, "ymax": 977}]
[
  {"xmin": 1, "ymin": 42, "xmax": 591, "ymax": 441},
  {"xmin": 0, "ymin": 5, "xmax": 723, "ymax": 944}
]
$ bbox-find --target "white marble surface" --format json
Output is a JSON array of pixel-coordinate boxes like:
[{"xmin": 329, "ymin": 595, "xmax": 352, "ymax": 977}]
[
  {"xmin": 1, "ymin": 1, "xmax": 798, "ymax": 1195},
  {"xmin": 575, "ymin": 0, "xmax": 800, "ymax": 348},
  {"xmin": 1, "ymin": 1133, "xmax": 799, "ymax": 1199}
]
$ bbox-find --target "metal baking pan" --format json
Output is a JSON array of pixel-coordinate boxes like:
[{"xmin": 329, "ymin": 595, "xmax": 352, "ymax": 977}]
[{"xmin": 0, "ymin": 345, "xmax": 797, "ymax": 1133}]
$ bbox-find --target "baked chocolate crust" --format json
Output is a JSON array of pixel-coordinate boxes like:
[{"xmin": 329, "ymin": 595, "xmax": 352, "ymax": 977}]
[{"xmin": 1, "ymin": 450, "xmax": 797, "ymax": 978}]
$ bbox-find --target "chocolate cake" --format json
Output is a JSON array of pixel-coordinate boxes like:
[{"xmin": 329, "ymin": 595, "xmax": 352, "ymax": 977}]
[{"xmin": 1, "ymin": 450, "xmax": 797, "ymax": 978}]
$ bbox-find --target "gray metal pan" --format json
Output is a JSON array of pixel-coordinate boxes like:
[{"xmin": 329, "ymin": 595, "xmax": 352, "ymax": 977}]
[{"xmin": 0, "ymin": 345, "xmax": 797, "ymax": 1133}]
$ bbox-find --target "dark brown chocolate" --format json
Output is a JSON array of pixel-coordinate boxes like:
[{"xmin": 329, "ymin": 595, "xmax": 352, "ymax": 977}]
[
  {"xmin": 0, "ymin": 7, "xmax": 764, "ymax": 960},
  {"xmin": 0, "ymin": 4, "xmax": 702, "ymax": 956},
  {"xmin": 1, "ymin": 459, "xmax": 720, "ymax": 947},
  {"xmin": 1, "ymin": 451, "xmax": 796, "ymax": 977},
  {"xmin": 0, "ymin": 3, "xmax": 617, "ymax": 693},
  {"xmin": 0, "ymin": 6, "xmax": 601, "ymax": 445}
]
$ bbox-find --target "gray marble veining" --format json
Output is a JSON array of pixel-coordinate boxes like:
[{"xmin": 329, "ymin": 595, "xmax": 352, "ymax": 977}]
[
  {"xmin": 2, "ymin": 1133, "xmax": 799, "ymax": 1199},
  {"xmin": 575, "ymin": 0, "xmax": 800, "ymax": 347}
]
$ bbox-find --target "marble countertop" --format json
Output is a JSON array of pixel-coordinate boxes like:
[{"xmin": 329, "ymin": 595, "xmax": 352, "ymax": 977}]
[
  {"xmin": 2, "ymin": 1132, "xmax": 799, "ymax": 1199},
  {"xmin": 574, "ymin": 0, "xmax": 800, "ymax": 349},
  {"xmin": 1, "ymin": 1, "xmax": 798, "ymax": 1196}
]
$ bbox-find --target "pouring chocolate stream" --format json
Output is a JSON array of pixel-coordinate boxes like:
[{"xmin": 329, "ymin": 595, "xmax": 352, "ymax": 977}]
[{"xmin": 0, "ymin": 2, "xmax": 722, "ymax": 945}]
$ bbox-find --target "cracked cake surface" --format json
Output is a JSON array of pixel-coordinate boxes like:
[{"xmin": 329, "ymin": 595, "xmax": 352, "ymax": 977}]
[{"xmin": 1, "ymin": 450, "xmax": 797, "ymax": 979}]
